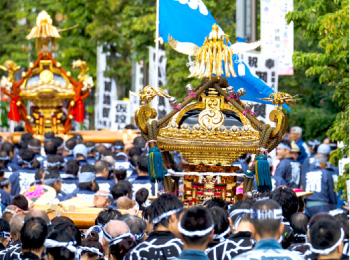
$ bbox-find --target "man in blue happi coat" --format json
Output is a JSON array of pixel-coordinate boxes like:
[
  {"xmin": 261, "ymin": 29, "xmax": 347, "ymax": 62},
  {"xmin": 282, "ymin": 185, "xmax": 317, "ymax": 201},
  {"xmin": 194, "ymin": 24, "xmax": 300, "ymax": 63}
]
[
  {"xmin": 303, "ymin": 154, "xmax": 338, "ymax": 217},
  {"xmin": 289, "ymin": 126, "xmax": 310, "ymax": 163},
  {"xmin": 274, "ymin": 140, "xmax": 301, "ymax": 189},
  {"xmin": 233, "ymin": 199, "xmax": 304, "ymax": 260}
]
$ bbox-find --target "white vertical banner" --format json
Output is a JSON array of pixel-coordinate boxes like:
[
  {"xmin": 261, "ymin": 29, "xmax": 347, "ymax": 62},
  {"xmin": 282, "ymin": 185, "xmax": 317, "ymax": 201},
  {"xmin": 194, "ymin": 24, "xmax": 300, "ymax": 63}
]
[
  {"xmin": 110, "ymin": 100, "xmax": 131, "ymax": 130},
  {"xmin": 149, "ymin": 47, "xmax": 169, "ymax": 119},
  {"xmin": 95, "ymin": 46, "xmax": 118, "ymax": 129},
  {"xmin": 241, "ymin": 52, "xmax": 279, "ymax": 126},
  {"xmin": 260, "ymin": 0, "xmax": 294, "ymax": 75},
  {"xmin": 149, "ymin": 47, "xmax": 167, "ymax": 88},
  {"xmin": 130, "ymin": 60, "xmax": 144, "ymax": 117}
]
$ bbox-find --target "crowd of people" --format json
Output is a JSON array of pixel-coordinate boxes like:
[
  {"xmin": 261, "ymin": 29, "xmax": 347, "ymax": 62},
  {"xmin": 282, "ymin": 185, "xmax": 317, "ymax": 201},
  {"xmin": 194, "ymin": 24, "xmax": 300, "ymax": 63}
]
[{"xmin": 0, "ymin": 125, "xmax": 346, "ymax": 260}]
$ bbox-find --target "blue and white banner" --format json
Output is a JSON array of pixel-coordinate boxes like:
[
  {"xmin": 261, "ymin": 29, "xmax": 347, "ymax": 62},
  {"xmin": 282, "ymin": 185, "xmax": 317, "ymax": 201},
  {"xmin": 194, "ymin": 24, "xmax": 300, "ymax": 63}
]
[{"xmin": 159, "ymin": 0, "xmax": 289, "ymax": 110}]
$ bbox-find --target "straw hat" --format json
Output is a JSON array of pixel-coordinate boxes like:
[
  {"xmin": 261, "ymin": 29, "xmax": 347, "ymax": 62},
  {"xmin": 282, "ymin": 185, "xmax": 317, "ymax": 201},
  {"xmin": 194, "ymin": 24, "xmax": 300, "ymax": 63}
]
[
  {"xmin": 293, "ymin": 188, "xmax": 313, "ymax": 198},
  {"xmin": 290, "ymin": 142, "xmax": 300, "ymax": 153},
  {"xmin": 21, "ymin": 184, "xmax": 56, "ymax": 205}
]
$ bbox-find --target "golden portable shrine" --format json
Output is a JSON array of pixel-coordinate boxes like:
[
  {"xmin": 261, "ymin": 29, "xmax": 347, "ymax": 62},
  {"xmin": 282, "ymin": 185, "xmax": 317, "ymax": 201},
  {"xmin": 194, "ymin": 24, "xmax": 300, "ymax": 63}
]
[
  {"xmin": 0, "ymin": 11, "xmax": 93, "ymax": 135},
  {"xmin": 133, "ymin": 24, "xmax": 295, "ymax": 205}
]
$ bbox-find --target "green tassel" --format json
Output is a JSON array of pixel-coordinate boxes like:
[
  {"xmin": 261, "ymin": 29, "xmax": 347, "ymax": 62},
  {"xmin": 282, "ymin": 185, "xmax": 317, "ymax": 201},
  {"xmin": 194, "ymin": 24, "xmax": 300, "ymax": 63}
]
[
  {"xmin": 255, "ymin": 154, "xmax": 272, "ymax": 192},
  {"xmin": 147, "ymin": 147, "xmax": 167, "ymax": 182}
]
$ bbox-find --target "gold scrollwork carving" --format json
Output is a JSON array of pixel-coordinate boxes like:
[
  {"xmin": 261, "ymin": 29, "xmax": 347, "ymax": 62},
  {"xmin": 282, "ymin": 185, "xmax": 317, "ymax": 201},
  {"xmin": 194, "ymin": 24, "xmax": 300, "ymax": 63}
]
[{"xmin": 135, "ymin": 104, "xmax": 157, "ymax": 134}]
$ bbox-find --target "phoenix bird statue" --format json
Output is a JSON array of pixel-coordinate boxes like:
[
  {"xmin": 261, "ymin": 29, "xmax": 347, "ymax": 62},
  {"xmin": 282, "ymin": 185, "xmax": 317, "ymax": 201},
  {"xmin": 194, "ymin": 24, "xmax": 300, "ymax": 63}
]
[
  {"xmin": 168, "ymin": 24, "xmax": 261, "ymax": 79},
  {"xmin": 130, "ymin": 86, "xmax": 171, "ymax": 104},
  {"xmin": 259, "ymin": 92, "xmax": 299, "ymax": 110}
]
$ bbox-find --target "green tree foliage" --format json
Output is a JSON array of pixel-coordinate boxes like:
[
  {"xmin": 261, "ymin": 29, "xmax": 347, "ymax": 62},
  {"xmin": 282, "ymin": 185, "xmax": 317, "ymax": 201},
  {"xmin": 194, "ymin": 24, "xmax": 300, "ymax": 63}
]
[{"xmin": 286, "ymin": 0, "xmax": 349, "ymax": 197}]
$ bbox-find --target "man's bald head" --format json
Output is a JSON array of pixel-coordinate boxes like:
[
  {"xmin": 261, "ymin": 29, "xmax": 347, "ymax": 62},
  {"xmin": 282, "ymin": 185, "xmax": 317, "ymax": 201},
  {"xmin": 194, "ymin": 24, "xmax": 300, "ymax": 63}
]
[
  {"xmin": 116, "ymin": 197, "xmax": 132, "ymax": 210},
  {"xmin": 94, "ymin": 190, "xmax": 112, "ymax": 208},
  {"xmin": 10, "ymin": 214, "xmax": 25, "ymax": 241},
  {"xmin": 105, "ymin": 220, "xmax": 130, "ymax": 238},
  {"xmin": 2, "ymin": 205, "xmax": 18, "ymax": 224},
  {"xmin": 24, "ymin": 210, "xmax": 50, "ymax": 224}
]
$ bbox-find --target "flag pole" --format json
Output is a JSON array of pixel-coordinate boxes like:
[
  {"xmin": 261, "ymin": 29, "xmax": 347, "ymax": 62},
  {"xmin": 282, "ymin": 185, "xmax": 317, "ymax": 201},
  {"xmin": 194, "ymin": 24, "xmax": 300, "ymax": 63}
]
[{"xmin": 154, "ymin": 0, "xmax": 160, "ymax": 111}]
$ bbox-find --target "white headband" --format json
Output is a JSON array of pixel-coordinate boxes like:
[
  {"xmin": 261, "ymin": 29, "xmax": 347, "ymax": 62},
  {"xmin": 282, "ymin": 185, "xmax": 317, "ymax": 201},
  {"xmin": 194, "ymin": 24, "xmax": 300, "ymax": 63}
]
[
  {"xmin": 0, "ymin": 231, "xmax": 10, "ymax": 238},
  {"xmin": 213, "ymin": 226, "xmax": 231, "ymax": 242},
  {"xmin": 277, "ymin": 143, "xmax": 291, "ymax": 150},
  {"xmin": 178, "ymin": 222, "xmax": 214, "ymax": 237},
  {"xmin": 3, "ymin": 209, "xmax": 14, "ymax": 214},
  {"xmin": 44, "ymin": 239, "xmax": 76, "ymax": 253},
  {"xmin": 152, "ymin": 208, "xmax": 183, "ymax": 225},
  {"xmin": 0, "ymin": 180, "xmax": 9, "ymax": 186},
  {"xmin": 102, "ymin": 226, "xmax": 112, "ymax": 243},
  {"xmin": 250, "ymin": 208, "xmax": 283, "ymax": 220},
  {"xmin": 109, "ymin": 232, "xmax": 134, "ymax": 247},
  {"xmin": 44, "ymin": 178, "xmax": 61, "ymax": 185},
  {"xmin": 28, "ymin": 145, "xmax": 41, "ymax": 150},
  {"xmin": 80, "ymin": 246, "xmax": 103, "ymax": 257},
  {"xmin": 309, "ymin": 228, "xmax": 344, "ymax": 255},
  {"xmin": 94, "ymin": 193, "xmax": 113, "ymax": 199},
  {"xmin": 229, "ymin": 209, "xmax": 251, "ymax": 219}
]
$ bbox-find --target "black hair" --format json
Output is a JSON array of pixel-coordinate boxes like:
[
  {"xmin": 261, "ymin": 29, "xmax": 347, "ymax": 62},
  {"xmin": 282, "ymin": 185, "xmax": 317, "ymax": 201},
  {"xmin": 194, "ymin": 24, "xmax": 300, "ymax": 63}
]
[
  {"xmin": 81, "ymin": 164, "xmax": 95, "ymax": 173},
  {"xmin": 95, "ymin": 145, "xmax": 107, "ymax": 157},
  {"xmin": 44, "ymin": 141, "xmax": 57, "ymax": 155},
  {"xmin": 20, "ymin": 149, "xmax": 36, "ymax": 164},
  {"xmin": 95, "ymin": 160, "xmax": 109, "ymax": 174},
  {"xmin": 0, "ymin": 176, "xmax": 9, "ymax": 190},
  {"xmin": 269, "ymin": 186, "xmax": 298, "ymax": 222},
  {"xmin": 309, "ymin": 213, "xmax": 336, "ymax": 230},
  {"xmin": 78, "ymin": 182, "xmax": 99, "ymax": 192},
  {"xmin": 135, "ymin": 188, "xmax": 149, "ymax": 211},
  {"xmin": 65, "ymin": 138, "xmax": 77, "ymax": 151},
  {"xmin": 72, "ymin": 134, "xmax": 83, "ymax": 141},
  {"xmin": 34, "ymin": 169, "xmax": 44, "ymax": 184},
  {"xmin": 21, "ymin": 217, "xmax": 48, "ymax": 251},
  {"xmin": 137, "ymin": 156, "xmax": 148, "ymax": 173},
  {"xmin": 0, "ymin": 219, "xmax": 10, "ymax": 244},
  {"xmin": 85, "ymin": 141, "xmax": 95, "ymax": 149},
  {"xmin": 1, "ymin": 142, "xmax": 14, "ymax": 154},
  {"xmin": 52, "ymin": 137, "xmax": 64, "ymax": 149},
  {"xmin": 47, "ymin": 155, "xmax": 62, "ymax": 168},
  {"xmin": 133, "ymin": 137, "xmax": 146, "ymax": 147},
  {"xmin": 0, "ymin": 151, "xmax": 9, "ymax": 170},
  {"xmin": 119, "ymin": 215, "xmax": 146, "ymax": 244},
  {"xmin": 28, "ymin": 139, "xmax": 41, "ymax": 150},
  {"xmin": 112, "ymin": 140, "xmax": 124, "ymax": 149},
  {"xmin": 44, "ymin": 168, "xmax": 60, "ymax": 187},
  {"xmin": 14, "ymin": 125, "xmax": 24, "ymax": 132},
  {"xmin": 112, "ymin": 169, "xmax": 127, "ymax": 181},
  {"xmin": 49, "ymin": 217, "xmax": 81, "ymax": 246},
  {"xmin": 81, "ymin": 231, "xmax": 104, "ymax": 258},
  {"xmin": 109, "ymin": 236, "xmax": 137, "ymax": 259},
  {"xmin": 129, "ymin": 147, "xmax": 142, "ymax": 157},
  {"xmin": 118, "ymin": 180, "xmax": 132, "ymax": 198},
  {"xmin": 44, "ymin": 131, "xmax": 55, "ymax": 141},
  {"xmin": 148, "ymin": 194, "xmax": 183, "ymax": 229},
  {"xmin": 65, "ymin": 159, "xmax": 79, "ymax": 176},
  {"xmin": 130, "ymin": 155, "xmax": 139, "ymax": 167},
  {"xmin": 205, "ymin": 198, "xmax": 229, "ymax": 209},
  {"xmin": 290, "ymin": 213, "xmax": 309, "ymax": 243},
  {"xmin": 310, "ymin": 219, "xmax": 342, "ymax": 253},
  {"xmin": 251, "ymin": 199, "xmax": 282, "ymax": 237},
  {"xmin": 180, "ymin": 206, "xmax": 213, "ymax": 246},
  {"xmin": 19, "ymin": 133, "xmax": 33, "ymax": 149},
  {"xmin": 11, "ymin": 194, "xmax": 28, "ymax": 210},
  {"xmin": 110, "ymin": 183, "xmax": 129, "ymax": 200},
  {"xmin": 46, "ymin": 230, "xmax": 76, "ymax": 260},
  {"xmin": 124, "ymin": 124, "xmax": 136, "ymax": 129},
  {"xmin": 209, "ymin": 207, "xmax": 230, "ymax": 238},
  {"xmin": 334, "ymin": 213, "xmax": 349, "ymax": 239},
  {"xmin": 95, "ymin": 208, "xmax": 122, "ymax": 226},
  {"xmin": 0, "ymin": 219, "xmax": 9, "ymax": 244}
]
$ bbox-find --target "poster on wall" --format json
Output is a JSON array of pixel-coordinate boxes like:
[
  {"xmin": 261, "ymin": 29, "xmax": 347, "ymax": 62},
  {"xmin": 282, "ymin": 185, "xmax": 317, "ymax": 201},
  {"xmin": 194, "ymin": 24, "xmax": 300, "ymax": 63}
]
[
  {"xmin": 241, "ymin": 52, "xmax": 279, "ymax": 126},
  {"xmin": 95, "ymin": 46, "xmax": 118, "ymax": 129},
  {"xmin": 260, "ymin": 0, "xmax": 294, "ymax": 75}
]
